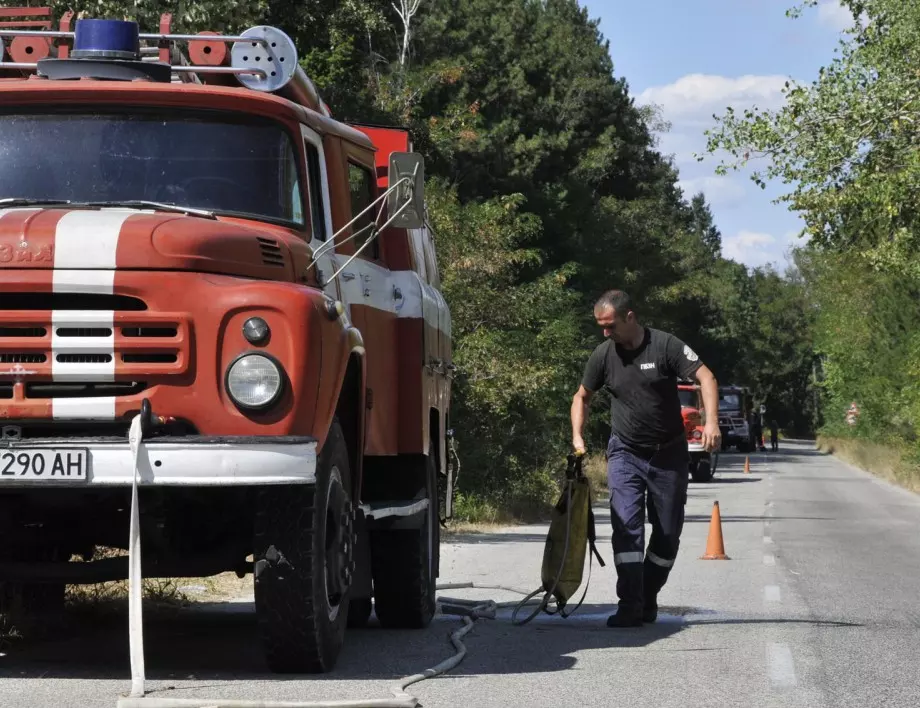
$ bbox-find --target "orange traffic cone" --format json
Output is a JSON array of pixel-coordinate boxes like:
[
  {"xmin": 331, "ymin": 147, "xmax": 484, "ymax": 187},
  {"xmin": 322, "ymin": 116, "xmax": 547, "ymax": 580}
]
[
  {"xmin": 700, "ymin": 501, "xmax": 730, "ymax": 560},
  {"xmin": 744, "ymin": 456, "xmax": 751, "ymax": 474}
]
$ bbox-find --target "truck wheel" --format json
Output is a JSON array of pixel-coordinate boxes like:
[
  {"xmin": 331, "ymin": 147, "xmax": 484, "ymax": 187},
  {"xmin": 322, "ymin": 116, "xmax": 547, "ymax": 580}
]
[
  {"xmin": 370, "ymin": 450, "xmax": 438, "ymax": 629},
  {"xmin": 0, "ymin": 581, "xmax": 65, "ymax": 638},
  {"xmin": 0, "ymin": 545, "xmax": 65, "ymax": 639},
  {"xmin": 691, "ymin": 458, "xmax": 713, "ymax": 483},
  {"xmin": 253, "ymin": 418, "xmax": 355, "ymax": 673}
]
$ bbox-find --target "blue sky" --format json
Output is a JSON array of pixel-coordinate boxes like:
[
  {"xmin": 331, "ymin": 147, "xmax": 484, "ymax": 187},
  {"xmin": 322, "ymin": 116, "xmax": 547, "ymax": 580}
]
[{"xmin": 580, "ymin": 0, "xmax": 855, "ymax": 271}]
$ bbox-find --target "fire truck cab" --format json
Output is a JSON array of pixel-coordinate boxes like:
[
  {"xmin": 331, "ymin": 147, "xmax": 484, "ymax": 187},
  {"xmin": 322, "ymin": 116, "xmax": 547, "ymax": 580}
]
[
  {"xmin": 717, "ymin": 384, "xmax": 752, "ymax": 452},
  {"xmin": 0, "ymin": 11, "xmax": 453, "ymax": 675},
  {"xmin": 678, "ymin": 382, "xmax": 716, "ymax": 482}
]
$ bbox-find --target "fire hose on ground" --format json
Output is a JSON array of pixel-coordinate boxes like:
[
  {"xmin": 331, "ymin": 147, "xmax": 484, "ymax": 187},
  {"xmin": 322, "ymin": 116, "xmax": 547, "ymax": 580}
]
[{"xmin": 117, "ymin": 413, "xmax": 603, "ymax": 708}]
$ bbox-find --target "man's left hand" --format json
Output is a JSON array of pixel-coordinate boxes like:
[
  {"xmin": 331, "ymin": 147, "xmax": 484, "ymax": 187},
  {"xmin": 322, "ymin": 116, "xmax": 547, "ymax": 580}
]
[{"xmin": 702, "ymin": 421, "xmax": 721, "ymax": 452}]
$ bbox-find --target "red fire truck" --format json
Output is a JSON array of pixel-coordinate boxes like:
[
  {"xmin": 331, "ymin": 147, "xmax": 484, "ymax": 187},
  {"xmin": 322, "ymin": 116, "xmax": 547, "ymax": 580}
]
[
  {"xmin": 678, "ymin": 382, "xmax": 717, "ymax": 482},
  {"xmin": 0, "ymin": 9, "xmax": 453, "ymax": 675}
]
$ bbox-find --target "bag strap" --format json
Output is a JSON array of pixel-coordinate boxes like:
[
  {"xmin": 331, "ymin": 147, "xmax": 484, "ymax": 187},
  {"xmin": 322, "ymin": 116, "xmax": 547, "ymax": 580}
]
[{"xmin": 586, "ymin": 501, "xmax": 606, "ymax": 568}]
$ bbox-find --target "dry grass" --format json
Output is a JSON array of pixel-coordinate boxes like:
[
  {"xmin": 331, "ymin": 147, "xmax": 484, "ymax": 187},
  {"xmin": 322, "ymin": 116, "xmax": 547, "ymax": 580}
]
[
  {"xmin": 59, "ymin": 547, "xmax": 250, "ymax": 624},
  {"xmin": 817, "ymin": 435, "xmax": 920, "ymax": 494},
  {"xmin": 442, "ymin": 520, "xmax": 517, "ymax": 536},
  {"xmin": 443, "ymin": 453, "xmax": 609, "ymax": 536},
  {"xmin": 581, "ymin": 452, "xmax": 609, "ymax": 501}
]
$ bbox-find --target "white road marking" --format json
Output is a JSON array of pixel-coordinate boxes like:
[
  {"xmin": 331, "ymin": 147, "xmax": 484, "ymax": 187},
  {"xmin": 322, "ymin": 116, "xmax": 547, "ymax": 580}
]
[
  {"xmin": 763, "ymin": 554, "xmax": 776, "ymax": 566},
  {"xmin": 764, "ymin": 535, "xmax": 774, "ymax": 544},
  {"xmin": 767, "ymin": 643, "xmax": 797, "ymax": 687},
  {"xmin": 764, "ymin": 585, "xmax": 781, "ymax": 603}
]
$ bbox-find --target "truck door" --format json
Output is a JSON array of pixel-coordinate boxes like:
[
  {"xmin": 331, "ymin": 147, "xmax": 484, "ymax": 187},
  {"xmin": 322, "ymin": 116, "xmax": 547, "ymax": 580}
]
[
  {"xmin": 300, "ymin": 125, "xmax": 339, "ymax": 302},
  {"xmin": 340, "ymin": 151, "xmax": 399, "ymax": 457}
]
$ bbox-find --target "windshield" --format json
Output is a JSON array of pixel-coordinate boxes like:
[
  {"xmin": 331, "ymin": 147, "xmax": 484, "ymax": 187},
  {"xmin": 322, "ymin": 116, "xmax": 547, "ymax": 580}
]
[
  {"xmin": 0, "ymin": 110, "xmax": 303, "ymax": 225},
  {"xmin": 678, "ymin": 389, "xmax": 698, "ymax": 408},
  {"xmin": 719, "ymin": 393, "xmax": 742, "ymax": 411}
]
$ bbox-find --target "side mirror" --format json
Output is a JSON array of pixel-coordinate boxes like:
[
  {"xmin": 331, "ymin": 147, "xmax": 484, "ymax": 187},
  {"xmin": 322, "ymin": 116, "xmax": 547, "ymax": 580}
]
[{"xmin": 387, "ymin": 152, "xmax": 425, "ymax": 229}]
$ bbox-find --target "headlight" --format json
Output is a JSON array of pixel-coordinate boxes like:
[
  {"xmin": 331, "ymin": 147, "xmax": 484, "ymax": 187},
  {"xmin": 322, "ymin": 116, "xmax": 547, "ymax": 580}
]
[{"xmin": 226, "ymin": 353, "xmax": 284, "ymax": 409}]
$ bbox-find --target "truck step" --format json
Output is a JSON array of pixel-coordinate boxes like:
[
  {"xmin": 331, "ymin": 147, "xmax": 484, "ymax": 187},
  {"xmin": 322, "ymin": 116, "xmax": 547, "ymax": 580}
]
[{"xmin": 359, "ymin": 499, "xmax": 429, "ymax": 530}]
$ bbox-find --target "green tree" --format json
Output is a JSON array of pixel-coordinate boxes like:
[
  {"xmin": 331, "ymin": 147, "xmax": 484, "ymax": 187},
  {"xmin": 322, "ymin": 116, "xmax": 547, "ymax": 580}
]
[{"xmin": 687, "ymin": 193, "xmax": 722, "ymax": 258}]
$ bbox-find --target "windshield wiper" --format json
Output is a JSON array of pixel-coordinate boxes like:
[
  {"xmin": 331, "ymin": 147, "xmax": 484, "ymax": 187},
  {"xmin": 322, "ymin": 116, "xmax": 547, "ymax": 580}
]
[
  {"xmin": 0, "ymin": 198, "xmax": 216, "ymax": 219},
  {"xmin": 0, "ymin": 198, "xmax": 73, "ymax": 207},
  {"xmin": 83, "ymin": 200, "xmax": 216, "ymax": 219}
]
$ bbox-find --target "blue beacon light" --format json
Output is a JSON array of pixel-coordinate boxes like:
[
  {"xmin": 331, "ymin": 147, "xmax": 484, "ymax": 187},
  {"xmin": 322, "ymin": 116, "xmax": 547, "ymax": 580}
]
[{"xmin": 70, "ymin": 18, "xmax": 141, "ymax": 61}]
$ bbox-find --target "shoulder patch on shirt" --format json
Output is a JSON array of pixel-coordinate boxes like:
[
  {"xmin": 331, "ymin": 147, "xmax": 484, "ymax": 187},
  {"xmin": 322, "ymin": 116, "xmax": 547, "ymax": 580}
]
[{"xmin": 683, "ymin": 344, "xmax": 699, "ymax": 362}]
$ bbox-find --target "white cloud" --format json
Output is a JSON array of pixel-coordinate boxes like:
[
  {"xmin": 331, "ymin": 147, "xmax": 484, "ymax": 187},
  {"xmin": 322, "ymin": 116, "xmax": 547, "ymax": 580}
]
[
  {"xmin": 722, "ymin": 229, "xmax": 809, "ymax": 269},
  {"xmin": 638, "ymin": 74, "xmax": 796, "ymax": 169},
  {"xmin": 677, "ymin": 175, "xmax": 745, "ymax": 208},
  {"xmin": 817, "ymin": 1, "xmax": 853, "ymax": 31},
  {"xmin": 638, "ymin": 74, "xmax": 792, "ymax": 125}
]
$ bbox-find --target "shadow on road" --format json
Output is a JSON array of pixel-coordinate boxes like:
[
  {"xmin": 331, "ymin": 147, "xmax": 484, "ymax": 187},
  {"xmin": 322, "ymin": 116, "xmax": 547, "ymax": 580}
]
[
  {"xmin": 0, "ymin": 601, "xmax": 689, "ymax": 682},
  {"xmin": 683, "ymin": 514, "xmax": 835, "ymax": 523},
  {"xmin": 704, "ymin": 477, "xmax": 763, "ymax": 484},
  {"xmin": 0, "ymin": 597, "xmax": 868, "ymax": 685},
  {"xmin": 685, "ymin": 617, "xmax": 863, "ymax": 628}
]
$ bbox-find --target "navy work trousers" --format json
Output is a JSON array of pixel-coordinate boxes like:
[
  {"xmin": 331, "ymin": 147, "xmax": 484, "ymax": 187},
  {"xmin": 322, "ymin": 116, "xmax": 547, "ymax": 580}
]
[{"xmin": 606, "ymin": 433, "xmax": 690, "ymax": 615}]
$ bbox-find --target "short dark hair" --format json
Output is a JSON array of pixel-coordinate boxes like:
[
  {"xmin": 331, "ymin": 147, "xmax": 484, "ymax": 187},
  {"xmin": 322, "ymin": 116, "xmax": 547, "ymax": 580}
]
[{"xmin": 594, "ymin": 289, "xmax": 635, "ymax": 316}]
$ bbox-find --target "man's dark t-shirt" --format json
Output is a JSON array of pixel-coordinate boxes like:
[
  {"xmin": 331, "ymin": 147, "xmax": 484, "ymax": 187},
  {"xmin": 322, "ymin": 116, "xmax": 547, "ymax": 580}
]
[{"xmin": 581, "ymin": 327, "xmax": 704, "ymax": 449}]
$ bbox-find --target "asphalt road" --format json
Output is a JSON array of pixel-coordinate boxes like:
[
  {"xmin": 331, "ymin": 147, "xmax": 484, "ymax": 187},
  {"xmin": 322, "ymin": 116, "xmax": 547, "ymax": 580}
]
[{"xmin": 1, "ymin": 439, "xmax": 919, "ymax": 708}]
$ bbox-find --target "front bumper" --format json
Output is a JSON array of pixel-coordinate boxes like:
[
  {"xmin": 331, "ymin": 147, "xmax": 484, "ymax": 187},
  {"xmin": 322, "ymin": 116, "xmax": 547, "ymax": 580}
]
[
  {"xmin": 722, "ymin": 427, "xmax": 749, "ymax": 441},
  {"xmin": 0, "ymin": 435, "xmax": 317, "ymax": 487}
]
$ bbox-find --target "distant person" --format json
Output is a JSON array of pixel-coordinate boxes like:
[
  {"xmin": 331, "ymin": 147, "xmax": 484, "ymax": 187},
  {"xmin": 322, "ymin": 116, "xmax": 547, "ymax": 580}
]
[
  {"xmin": 570, "ymin": 289, "xmax": 721, "ymax": 628},
  {"xmin": 770, "ymin": 419, "xmax": 779, "ymax": 451},
  {"xmin": 749, "ymin": 409, "xmax": 763, "ymax": 452}
]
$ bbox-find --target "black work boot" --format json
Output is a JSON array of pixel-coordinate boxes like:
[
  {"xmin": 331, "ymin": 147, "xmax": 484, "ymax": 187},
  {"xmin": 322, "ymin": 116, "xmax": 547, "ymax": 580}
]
[
  {"xmin": 642, "ymin": 595, "xmax": 658, "ymax": 623},
  {"xmin": 606, "ymin": 605, "xmax": 643, "ymax": 628}
]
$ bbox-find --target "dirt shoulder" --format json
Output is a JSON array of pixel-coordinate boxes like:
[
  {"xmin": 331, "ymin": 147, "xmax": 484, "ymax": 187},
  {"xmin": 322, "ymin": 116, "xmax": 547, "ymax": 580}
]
[{"xmin": 816, "ymin": 435, "xmax": 920, "ymax": 495}]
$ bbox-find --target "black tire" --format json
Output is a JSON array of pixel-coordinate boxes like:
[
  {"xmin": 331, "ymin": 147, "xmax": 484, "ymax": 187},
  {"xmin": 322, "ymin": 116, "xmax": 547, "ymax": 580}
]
[
  {"xmin": 0, "ymin": 581, "xmax": 65, "ymax": 639},
  {"xmin": 0, "ymin": 544, "xmax": 65, "ymax": 640},
  {"xmin": 370, "ymin": 448, "xmax": 438, "ymax": 629},
  {"xmin": 253, "ymin": 418, "xmax": 355, "ymax": 673},
  {"xmin": 691, "ymin": 458, "xmax": 713, "ymax": 482}
]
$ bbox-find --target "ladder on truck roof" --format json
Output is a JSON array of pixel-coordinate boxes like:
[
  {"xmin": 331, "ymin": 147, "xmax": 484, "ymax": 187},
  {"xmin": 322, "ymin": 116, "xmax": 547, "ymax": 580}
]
[{"xmin": 0, "ymin": 9, "xmax": 332, "ymax": 117}]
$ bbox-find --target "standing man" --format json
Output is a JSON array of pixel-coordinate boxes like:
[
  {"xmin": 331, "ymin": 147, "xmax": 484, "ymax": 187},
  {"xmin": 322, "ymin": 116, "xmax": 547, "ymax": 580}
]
[
  {"xmin": 571, "ymin": 290, "xmax": 721, "ymax": 627},
  {"xmin": 749, "ymin": 409, "xmax": 763, "ymax": 453},
  {"xmin": 769, "ymin": 419, "xmax": 779, "ymax": 452}
]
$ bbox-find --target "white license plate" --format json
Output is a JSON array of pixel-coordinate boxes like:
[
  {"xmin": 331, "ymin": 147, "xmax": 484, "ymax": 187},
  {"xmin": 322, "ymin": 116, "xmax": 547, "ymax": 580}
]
[{"xmin": 0, "ymin": 448, "xmax": 89, "ymax": 481}]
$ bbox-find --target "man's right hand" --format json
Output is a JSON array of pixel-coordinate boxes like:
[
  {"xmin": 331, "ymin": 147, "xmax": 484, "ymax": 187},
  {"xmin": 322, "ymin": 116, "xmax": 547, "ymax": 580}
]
[{"xmin": 572, "ymin": 435, "xmax": 586, "ymax": 455}]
